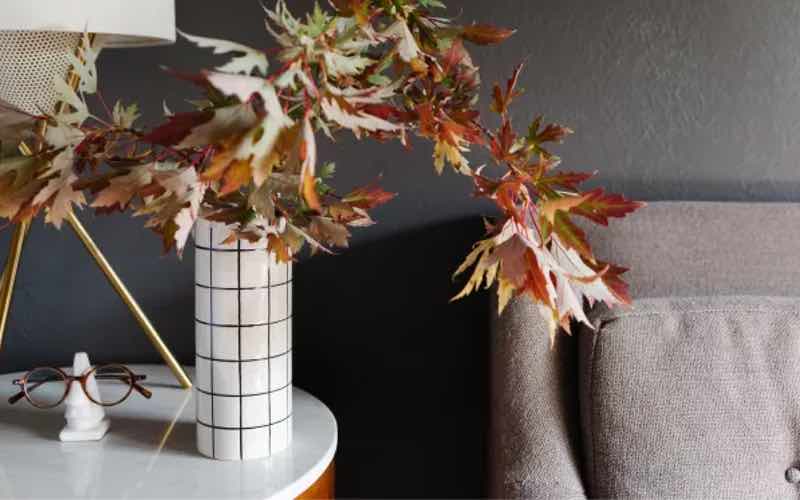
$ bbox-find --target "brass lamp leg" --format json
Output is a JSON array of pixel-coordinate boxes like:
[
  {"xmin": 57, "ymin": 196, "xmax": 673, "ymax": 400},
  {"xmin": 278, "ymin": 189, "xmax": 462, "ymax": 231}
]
[
  {"xmin": 0, "ymin": 221, "xmax": 30, "ymax": 349},
  {"xmin": 66, "ymin": 211, "xmax": 192, "ymax": 389}
]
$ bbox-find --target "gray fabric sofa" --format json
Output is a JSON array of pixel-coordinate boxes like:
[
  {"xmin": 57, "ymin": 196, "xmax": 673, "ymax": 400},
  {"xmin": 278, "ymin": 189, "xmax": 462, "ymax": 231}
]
[{"xmin": 489, "ymin": 202, "xmax": 800, "ymax": 498}]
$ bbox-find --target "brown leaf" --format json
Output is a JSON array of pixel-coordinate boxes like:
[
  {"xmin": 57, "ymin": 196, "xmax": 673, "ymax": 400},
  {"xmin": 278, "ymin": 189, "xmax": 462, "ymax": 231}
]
[
  {"xmin": 268, "ymin": 234, "xmax": 292, "ymax": 263},
  {"xmin": 302, "ymin": 173, "xmax": 321, "ymax": 212},
  {"xmin": 310, "ymin": 216, "xmax": 350, "ymax": 248},
  {"xmin": 91, "ymin": 167, "xmax": 153, "ymax": 211},
  {"xmin": 461, "ymin": 24, "xmax": 516, "ymax": 46},
  {"xmin": 537, "ymin": 170, "xmax": 596, "ymax": 191},
  {"xmin": 142, "ymin": 111, "xmax": 214, "ymax": 147},
  {"xmin": 220, "ymin": 159, "xmax": 252, "ymax": 195},
  {"xmin": 342, "ymin": 182, "xmax": 396, "ymax": 209},
  {"xmin": 201, "ymin": 145, "xmax": 237, "ymax": 182},
  {"xmin": 523, "ymin": 249, "xmax": 553, "ymax": 307},
  {"xmin": 491, "ymin": 64, "xmax": 524, "ymax": 116},
  {"xmin": 573, "ymin": 188, "xmax": 646, "ymax": 226}
]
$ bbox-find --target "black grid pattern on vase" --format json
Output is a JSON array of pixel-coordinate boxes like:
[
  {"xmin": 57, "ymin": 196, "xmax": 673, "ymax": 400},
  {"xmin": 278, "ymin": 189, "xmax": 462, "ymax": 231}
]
[{"xmin": 194, "ymin": 220, "xmax": 293, "ymax": 460}]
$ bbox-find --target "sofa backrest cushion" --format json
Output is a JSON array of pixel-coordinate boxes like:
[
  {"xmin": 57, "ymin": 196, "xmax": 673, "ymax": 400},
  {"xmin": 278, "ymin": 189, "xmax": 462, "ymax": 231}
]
[
  {"xmin": 584, "ymin": 202, "xmax": 800, "ymax": 299},
  {"xmin": 579, "ymin": 296, "xmax": 800, "ymax": 498}
]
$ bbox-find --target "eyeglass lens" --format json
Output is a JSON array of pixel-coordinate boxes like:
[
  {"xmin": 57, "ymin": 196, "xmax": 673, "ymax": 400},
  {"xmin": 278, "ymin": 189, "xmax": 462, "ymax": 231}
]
[
  {"xmin": 88, "ymin": 365, "xmax": 134, "ymax": 406},
  {"xmin": 24, "ymin": 367, "xmax": 67, "ymax": 409}
]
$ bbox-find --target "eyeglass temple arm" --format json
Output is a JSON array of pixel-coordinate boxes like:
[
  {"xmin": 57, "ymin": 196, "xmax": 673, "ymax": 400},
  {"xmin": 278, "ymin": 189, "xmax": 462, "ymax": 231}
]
[
  {"xmin": 133, "ymin": 383, "xmax": 153, "ymax": 399},
  {"xmin": 8, "ymin": 378, "xmax": 45, "ymax": 405},
  {"xmin": 8, "ymin": 380, "xmax": 25, "ymax": 405},
  {"xmin": 131, "ymin": 374, "xmax": 151, "ymax": 398},
  {"xmin": 8, "ymin": 391, "xmax": 25, "ymax": 405}
]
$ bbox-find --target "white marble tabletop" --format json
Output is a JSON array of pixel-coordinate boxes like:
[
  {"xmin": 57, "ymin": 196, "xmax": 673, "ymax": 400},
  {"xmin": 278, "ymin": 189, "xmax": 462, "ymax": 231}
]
[{"xmin": 0, "ymin": 365, "xmax": 337, "ymax": 499}]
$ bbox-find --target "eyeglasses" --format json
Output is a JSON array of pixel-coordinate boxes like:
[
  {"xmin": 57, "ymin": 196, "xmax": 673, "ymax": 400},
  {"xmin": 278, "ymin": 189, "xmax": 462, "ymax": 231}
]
[{"xmin": 8, "ymin": 364, "xmax": 152, "ymax": 408}]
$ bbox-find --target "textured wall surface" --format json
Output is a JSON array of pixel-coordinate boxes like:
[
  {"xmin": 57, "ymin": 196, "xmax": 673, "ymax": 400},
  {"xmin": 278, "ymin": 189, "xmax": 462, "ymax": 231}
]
[{"xmin": 1, "ymin": 0, "xmax": 799, "ymax": 497}]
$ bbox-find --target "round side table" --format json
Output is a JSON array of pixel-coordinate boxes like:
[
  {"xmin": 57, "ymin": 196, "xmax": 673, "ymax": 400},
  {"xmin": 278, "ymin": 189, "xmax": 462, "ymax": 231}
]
[{"xmin": 0, "ymin": 365, "xmax": 337, "ymax": 499}]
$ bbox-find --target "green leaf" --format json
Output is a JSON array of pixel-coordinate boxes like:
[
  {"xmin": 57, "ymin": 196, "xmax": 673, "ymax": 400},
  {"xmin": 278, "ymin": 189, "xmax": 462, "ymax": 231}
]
[
  {"xmin": 319, "ymin": 162, "xmax": 337, "ymax": 179},
  {"xmin": 304, "ymin": 1, "xmax": 333, "ymax": 38},
  {"xmin": 418, "ymin": 0, "xmax": 446, "ymax": 9},
  {"xmin": 368, "ymin": 74, "xmax": 392, "ymax": 86}
]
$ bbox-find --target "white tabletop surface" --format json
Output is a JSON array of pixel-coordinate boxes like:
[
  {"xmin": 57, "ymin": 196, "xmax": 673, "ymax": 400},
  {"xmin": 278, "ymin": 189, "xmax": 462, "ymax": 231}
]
[{"xmin": 0, "ymin": 365, "xmax": 337, "ymax": 499}]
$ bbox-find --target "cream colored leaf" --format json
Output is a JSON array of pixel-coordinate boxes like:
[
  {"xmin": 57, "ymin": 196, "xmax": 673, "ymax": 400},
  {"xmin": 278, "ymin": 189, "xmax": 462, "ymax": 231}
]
[
  {"xmin": 91, "ymin": 166, "xmax": 153, "ymax": 209},
  {"xmin": 452, "ymin": 238, "xmax": 494, "ymax": 279},
  {"xmin": 45, "ymin": 123, "xmax": 85, "ymax": 149},
  {"xmin": 274, "ymin": 61, "xmax": 318, "ymax": 96},
  {"xmin": 551, "ymin": 235, "xmax": 621, "ymax": 309},
  {"xmin": 323, "ymin": 52, "xmax": 375, "ymax": 78},
  {"xmin": 178, "ymin": 104, "xmax": 259, "ymax": 148},
  {"xmin": 320, "ymin": 97, "xmax": 401, "ymax": 136},
  {"xmin": 155, "ymin": 164, "xmax": 199, "ymax": 198},
  {"xmin": 554, "ymin": 272, "xmax": 591, "ymax": 328},
  {"xmin": 112, "ymin": 101, "xmax": 141, "ymax": 129},
  {"xmin": 35, "ymin": 169, "xmax": 86, "ymax": 229},
  {"xmin": 53, "ymin": 77, "xmax": 89, "ymax": 125},
  {"xmin": 66, "ymin": 33, "xmax": 101, "ymax": 95},
  {"xmin": 174, "ymin": 207, "xmax": 197, "ymax": 254},
  {"xmin": 383, "ymin": 21, "xmax": 421, "ymax": 62},
  {"xmin": 326, "ymin": 83, "xmax": 399, "ymax": 104},
  {"xmin": 452, "ymin": 239, "xmax": 496, "ymax": 302},
  {"xmin": 38, "ymin": 149, "xmax": 75, "ymax": 179},
  {"xmin": 179, "ymin": 31, "xmax": 269, "ymax": 76},
  {"xmin": 206, "ymin": 72, "xmax": 266, "ymax": 102},
  {"xmin": 300, "ymin": 115, "xmax": 317, "ymax": 183}
]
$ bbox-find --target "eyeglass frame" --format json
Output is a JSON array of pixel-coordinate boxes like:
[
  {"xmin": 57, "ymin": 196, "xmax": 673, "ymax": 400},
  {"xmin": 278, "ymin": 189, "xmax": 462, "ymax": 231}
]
[{"xmin": 8, "ymin": 364, "xmax": 152, "ymax": 408}]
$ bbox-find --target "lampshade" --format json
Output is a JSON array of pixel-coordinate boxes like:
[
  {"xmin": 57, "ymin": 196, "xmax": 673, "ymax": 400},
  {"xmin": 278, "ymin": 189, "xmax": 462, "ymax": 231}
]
[
  {"xmin": 0, "ymin": 0, "xmax": 175, "ymax": 115},
  {"xmin": 0, "ymin": 0, "xmax": 176, "ymax": 47}
]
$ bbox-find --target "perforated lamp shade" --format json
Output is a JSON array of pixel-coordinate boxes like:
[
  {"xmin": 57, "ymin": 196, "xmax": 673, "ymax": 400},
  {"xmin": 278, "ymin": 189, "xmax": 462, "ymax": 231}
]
[{"xmin": 0, "ymin": 0, "xmax": 176, "ymax": 114}]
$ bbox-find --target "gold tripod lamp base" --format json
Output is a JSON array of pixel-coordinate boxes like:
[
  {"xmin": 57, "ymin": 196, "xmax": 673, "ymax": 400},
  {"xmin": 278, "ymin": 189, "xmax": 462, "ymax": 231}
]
[
  {"xmin": 0, "ymin": 30, "xmax": 191, "ymax": 389},
  {"xmin": 0, "ymin": 216, "xmax": 192, "ymax": 389}
]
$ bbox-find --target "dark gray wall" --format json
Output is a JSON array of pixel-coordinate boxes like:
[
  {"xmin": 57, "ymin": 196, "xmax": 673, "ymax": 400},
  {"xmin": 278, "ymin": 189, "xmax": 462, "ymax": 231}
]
[{"xmin": 2, "ymin": 0, "xmax": 800, "ymax": 497}]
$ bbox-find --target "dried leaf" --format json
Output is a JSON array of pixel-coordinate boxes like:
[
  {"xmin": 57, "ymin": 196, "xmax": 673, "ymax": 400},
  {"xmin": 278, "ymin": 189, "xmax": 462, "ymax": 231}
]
[
  {"xmin": 539, "ymin": 193, "xmax": 592, "ymax": 225},
  {"xmin": 178, "ymin": 104, "xmax": 259, "ymax": 149},
  {"xmin": 220, "ymin": 159, "xmax": 252, "ymax": 195},
  {"xmin": 91, "ymin": 166, "xmax": 153, "ymax": 210},
  {"xmin": 574, "ymin": 188, "xmax": 646, "ymax": 226},
  {"xmin": 323, "ymin": 52, "xmax": 375, "ymax": 78},
  {"xmin": 461, "ymin": 24, "xmax": 516, "ymax": 46},
  {"xmin": 383, "ymin": 21, "xmax": 422, "ymax": 63},
  {"xmin": 179, "ymin": 31, "xmax": 269, "ymax": 76},
  {"xmin": 112, "ymin": 101, "xmax": 141, "ymax": 129},
  {"xmin": 143, "ymin": 111, "xmax": 215, "ymax": 147},
  {"xmin": 34, "ymin": 167, "xmax": 86, "ymax": 229},
  {"xmin": 321, "ymin": 96, "xmax": 402, "ymax": 135}
]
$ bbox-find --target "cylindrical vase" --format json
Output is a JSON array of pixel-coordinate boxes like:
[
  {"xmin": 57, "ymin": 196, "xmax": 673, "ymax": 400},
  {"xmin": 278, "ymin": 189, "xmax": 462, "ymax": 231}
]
[{"xmin": 193, "ymin": 218, "xmax": 293, "ymax": 461}]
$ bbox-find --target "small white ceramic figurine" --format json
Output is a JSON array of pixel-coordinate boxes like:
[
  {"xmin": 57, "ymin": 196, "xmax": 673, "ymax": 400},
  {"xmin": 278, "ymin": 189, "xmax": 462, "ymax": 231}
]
[{"xmin": 59, "ymin": 353, "xmax": 110, "ymax": 442}]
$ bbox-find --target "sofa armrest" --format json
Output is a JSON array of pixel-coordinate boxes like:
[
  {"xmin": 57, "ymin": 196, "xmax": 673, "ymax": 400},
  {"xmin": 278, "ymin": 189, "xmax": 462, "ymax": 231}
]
[{"xmin": 489, "ymin": 298, "xmax": 587, "ymax": 499}]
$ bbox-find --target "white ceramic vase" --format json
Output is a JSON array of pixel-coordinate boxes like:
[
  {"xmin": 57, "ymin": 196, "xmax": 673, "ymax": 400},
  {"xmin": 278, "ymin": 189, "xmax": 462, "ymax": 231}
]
[{"xmin": 193, "ymin": 218, "xmax": 293, "ymax": 461}]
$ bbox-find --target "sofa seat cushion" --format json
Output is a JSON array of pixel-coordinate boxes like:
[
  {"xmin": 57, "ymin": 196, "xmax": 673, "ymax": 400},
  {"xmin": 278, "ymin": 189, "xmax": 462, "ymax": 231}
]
[{"xmin": 579, "ymin": 296, "xmax": 800, "ymax": 498}]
